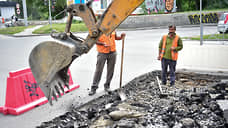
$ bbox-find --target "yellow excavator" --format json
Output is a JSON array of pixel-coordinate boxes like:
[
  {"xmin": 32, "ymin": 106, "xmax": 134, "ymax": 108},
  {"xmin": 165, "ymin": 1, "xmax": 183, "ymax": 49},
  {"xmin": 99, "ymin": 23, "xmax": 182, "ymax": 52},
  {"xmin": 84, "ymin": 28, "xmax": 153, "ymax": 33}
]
[{"xmin": 29, "ymin": 0, "xmax": 144, "ymax": 105}]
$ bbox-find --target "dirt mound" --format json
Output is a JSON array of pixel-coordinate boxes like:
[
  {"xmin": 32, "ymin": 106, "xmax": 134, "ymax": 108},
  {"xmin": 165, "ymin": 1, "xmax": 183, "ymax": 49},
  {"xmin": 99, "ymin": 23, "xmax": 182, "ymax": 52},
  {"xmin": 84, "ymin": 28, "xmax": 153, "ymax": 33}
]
[{"xmin": 37, "ymin": 70, "xmax": 228, "ymax": 128}]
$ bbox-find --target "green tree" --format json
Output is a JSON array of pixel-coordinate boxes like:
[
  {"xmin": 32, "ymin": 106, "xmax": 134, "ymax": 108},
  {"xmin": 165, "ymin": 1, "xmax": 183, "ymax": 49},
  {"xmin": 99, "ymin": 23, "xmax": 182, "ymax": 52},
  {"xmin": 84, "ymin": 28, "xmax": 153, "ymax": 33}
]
[
  {"xmin": 12, "ymin": 0, "xmax": 67, "ymax": 20},
  {"xmin": 176, "ymin": 0, "xmax": 228, "ymax": 12},
  {"xmin": 52, "ymin": 0, "xmax": 67, "ymax": 19},
  {"xmin": 204, "ymin": 0, "xmax": 228, "ymax": 10}
]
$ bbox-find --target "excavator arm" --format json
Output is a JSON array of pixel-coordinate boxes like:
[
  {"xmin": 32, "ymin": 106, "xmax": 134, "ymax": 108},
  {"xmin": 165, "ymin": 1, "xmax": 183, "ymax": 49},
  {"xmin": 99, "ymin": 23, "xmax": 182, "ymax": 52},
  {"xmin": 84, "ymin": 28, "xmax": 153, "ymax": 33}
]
[{"xmin": 29, "ymin": 0, "xmax": 144, "ymax": 105}]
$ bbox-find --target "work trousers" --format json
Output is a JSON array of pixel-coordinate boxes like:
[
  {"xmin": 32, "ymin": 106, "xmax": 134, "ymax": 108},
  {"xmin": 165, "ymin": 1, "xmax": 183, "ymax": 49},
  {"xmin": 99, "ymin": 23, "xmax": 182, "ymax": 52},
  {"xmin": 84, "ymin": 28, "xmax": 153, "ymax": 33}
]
[
  {"xmin": 91, "ymin": 52, "xmax": 117, "ymax": 90},
  {"xmin": 161, "ymin": 58, "xmax": 177, "ymax": 85}
]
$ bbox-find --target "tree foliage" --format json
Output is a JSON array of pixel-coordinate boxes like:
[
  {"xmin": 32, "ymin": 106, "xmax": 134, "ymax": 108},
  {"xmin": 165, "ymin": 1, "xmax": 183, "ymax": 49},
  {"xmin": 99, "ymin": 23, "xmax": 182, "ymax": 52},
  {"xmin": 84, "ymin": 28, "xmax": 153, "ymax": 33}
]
[
  {"xmin": 176, "ymin": 0, "xmax": 228, "ymax": 12},
  {"xmin": 11, "ymin": 0, "xmax": 67, "ymax": 20}
]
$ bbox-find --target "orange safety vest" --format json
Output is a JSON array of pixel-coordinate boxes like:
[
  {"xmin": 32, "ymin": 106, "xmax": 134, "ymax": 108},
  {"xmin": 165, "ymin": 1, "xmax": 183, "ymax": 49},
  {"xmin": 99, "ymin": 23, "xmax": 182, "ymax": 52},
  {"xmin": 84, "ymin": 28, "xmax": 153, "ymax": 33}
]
[
  {"xmin": 96, "ymin": 31, "xmax": 116, "ymax": 53},
  {"xmin": 160, "ymin": 35, "xmax": 179, "ymax": 61}
]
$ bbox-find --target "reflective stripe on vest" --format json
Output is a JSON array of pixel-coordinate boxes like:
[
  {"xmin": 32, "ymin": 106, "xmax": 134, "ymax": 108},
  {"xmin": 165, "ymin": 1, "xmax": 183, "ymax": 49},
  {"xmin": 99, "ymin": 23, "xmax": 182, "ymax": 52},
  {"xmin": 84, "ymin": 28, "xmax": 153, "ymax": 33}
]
[
  {"xmin": 96, "ymin": 31, "xmax": 116, "ymax": 53},
  {"xmin": 160, "ymin": 35, "xmax": 179, "ymax": 60}
]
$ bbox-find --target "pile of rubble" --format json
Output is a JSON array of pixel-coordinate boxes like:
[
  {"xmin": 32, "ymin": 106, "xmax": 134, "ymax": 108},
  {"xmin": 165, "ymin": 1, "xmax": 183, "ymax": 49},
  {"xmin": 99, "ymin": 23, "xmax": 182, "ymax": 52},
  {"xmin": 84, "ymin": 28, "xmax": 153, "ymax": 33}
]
[{"xmin": 37, "ymin": 70, "xmax": 228, "ymax": 128}]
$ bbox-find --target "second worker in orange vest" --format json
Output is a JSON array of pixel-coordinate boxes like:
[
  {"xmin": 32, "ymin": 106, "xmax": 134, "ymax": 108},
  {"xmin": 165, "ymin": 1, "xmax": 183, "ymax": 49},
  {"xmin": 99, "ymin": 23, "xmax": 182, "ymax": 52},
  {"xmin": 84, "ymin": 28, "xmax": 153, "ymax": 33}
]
[
  {"xmin": 89, "ymin": 31, "xmax": 126, "ymax": 95},
  {"xmin": 158, "ymin": 25, "xmax": 183, "ymax": 86}
]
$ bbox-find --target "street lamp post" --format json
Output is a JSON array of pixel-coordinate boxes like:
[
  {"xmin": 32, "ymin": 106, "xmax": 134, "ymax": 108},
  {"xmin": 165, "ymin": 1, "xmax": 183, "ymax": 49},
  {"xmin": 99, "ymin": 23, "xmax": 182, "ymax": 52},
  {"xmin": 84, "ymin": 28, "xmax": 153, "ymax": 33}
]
[
  {"xmin": 22, "ymin": 0, "xmax": 28, "ymax": 26},
  {"xmin": 49, "ymin": 0, "xmax": 52, "ymax": 28},
  {"xmin": 200, "ymin": 0, "xmax": 203, "ymax": 45}
]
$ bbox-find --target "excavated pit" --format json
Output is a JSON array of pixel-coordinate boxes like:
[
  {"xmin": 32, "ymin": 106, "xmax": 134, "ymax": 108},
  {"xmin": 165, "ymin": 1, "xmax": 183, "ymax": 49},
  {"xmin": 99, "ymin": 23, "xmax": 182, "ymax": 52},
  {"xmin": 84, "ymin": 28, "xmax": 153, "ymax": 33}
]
[{"xmin": 37, "ymin": 70, "xmax": 228, "ymax": 128}]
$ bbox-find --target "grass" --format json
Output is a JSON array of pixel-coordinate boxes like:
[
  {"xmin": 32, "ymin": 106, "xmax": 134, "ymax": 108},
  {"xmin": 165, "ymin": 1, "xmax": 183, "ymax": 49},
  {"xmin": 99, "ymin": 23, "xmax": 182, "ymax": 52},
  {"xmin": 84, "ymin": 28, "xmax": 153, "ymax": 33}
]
[
  {"xmin": 185, "ymin": 33, "xmax": 228, "ymax": 40},
  {"xmin": 33, "ymin": 23, "xmax": 88, "ymax": 34},
  {"xmin": 0, "ymin": 26, "xmax": 34, "ymax": 34}
]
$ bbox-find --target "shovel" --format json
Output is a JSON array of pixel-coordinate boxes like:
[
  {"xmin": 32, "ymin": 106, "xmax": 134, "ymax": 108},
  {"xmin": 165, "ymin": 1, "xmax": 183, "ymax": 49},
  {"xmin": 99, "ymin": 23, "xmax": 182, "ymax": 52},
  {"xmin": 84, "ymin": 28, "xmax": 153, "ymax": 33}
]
[{"xmin": 118, "ymin": 36, "xmax": 127, "ymax": 101}]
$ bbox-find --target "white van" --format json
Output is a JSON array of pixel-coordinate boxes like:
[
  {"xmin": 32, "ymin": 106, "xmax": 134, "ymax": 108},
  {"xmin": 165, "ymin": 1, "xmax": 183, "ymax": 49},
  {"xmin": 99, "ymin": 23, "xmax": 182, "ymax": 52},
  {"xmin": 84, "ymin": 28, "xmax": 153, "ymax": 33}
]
[{"xmin": 217, "ymin": 13, "xmax": 228, "ymax": 33}]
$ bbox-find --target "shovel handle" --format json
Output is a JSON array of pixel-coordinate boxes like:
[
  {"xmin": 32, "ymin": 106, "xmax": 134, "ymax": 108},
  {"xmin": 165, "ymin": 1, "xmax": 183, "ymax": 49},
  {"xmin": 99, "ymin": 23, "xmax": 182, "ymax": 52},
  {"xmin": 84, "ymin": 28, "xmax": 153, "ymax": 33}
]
[
  {"xmin": 119, "ymin": 37, "xmax": 125, "ymax": 88},
  {"xmin": 156, "ymin": 76, "xmax": 163, "ymax": 94}
]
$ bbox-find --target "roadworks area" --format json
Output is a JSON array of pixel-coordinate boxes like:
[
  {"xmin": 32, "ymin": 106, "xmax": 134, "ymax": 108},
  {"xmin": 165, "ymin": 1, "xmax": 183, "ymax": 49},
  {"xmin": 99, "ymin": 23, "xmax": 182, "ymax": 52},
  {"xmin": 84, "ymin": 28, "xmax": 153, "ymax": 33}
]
[{"xmin": 37, "ymin": 70, "xmax": 228, "ymax": 128}]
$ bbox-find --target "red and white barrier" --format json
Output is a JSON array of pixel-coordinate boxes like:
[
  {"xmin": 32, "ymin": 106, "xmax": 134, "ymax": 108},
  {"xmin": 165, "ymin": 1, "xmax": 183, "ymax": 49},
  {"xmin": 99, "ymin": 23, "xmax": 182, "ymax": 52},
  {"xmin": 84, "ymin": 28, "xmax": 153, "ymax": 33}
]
[{"xmin": 0, "ymin": 68, "xmax": 79, "ymax": 115}]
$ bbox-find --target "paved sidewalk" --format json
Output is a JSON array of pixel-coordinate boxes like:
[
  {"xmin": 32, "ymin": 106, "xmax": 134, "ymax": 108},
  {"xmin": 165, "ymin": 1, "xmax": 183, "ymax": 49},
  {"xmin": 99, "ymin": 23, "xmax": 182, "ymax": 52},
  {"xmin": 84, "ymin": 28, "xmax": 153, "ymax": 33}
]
[
  {"xmin": 178, "ymin": 40, "xmax": 228, "ymax": 72},
  {"xmin": 13, "ymin": 25, "xmax": 44, "ymax": 36}
]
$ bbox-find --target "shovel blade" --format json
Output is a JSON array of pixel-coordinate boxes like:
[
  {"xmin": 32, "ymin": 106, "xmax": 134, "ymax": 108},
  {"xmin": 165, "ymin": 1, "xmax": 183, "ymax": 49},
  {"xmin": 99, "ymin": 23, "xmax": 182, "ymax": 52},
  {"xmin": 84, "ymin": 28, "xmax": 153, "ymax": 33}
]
[{"xmin": 118, "ymin": 89, "xmax": 127, "ymax": 101}]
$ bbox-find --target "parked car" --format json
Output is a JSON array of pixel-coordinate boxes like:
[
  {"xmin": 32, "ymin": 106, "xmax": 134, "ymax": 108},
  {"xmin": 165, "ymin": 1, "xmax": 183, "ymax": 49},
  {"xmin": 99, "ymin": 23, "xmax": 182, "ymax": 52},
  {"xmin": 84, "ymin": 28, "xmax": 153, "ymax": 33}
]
[{"xmin": 217, "ymin": 13, "xmax": 228, "ymax": 33}]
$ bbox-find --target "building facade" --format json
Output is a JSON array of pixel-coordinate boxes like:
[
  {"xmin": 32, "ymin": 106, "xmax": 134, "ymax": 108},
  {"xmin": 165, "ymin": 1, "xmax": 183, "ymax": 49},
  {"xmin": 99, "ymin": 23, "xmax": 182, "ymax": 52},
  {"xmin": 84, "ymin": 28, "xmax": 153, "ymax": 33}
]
[{"xmin": 0, "ymin": 1, "xmax": 17, "ymax": 19}]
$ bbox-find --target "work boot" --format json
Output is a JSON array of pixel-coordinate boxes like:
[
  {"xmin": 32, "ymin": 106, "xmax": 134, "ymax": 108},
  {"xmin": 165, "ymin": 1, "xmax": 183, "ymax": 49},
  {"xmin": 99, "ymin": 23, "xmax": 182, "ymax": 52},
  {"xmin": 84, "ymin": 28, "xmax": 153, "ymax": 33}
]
[
  {"xmin": 170, "ymin": 82, "xmax": 175, "ymax": 87},
  {"xmin": 104, "ymin": 87, "xmax": 111, "ymax": 93},
  {"xmin": 161, "ymin": 82, "xmax": 166, "ymax": 86},
  {"xmin": 104, "ymin": 84, "xmax": 111, "ymax": 93},
  {"xmin": 88, "ymin": 89, "xmax": 96, "ymax": 96}
]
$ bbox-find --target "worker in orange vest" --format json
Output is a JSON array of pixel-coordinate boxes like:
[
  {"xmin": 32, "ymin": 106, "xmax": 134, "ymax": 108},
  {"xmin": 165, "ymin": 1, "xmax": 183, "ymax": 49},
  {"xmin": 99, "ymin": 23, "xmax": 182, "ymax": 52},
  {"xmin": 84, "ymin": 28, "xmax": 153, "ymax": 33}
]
[
  {"xmin": 158, "ymin": 25, "xmax": 183, "ymax": 86},
  {"xmin": 89, "ymin": 24, "xmax": 126, "ymax": 95}
]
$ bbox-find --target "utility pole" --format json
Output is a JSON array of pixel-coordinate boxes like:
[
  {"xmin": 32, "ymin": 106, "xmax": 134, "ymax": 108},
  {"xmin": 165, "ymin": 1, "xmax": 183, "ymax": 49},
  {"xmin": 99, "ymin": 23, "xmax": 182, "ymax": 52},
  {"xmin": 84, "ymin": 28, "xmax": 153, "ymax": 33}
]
[
  {"xmin": 49, "ymin": 0, "xmax": 52, "ymax": 28},
  {"xmin": 22, "ymin": 0, "xmax": 28, "ymax": 26},
  {"xmin": 200, "ymin": 0, "xmax": 203, "ymax": 45}
]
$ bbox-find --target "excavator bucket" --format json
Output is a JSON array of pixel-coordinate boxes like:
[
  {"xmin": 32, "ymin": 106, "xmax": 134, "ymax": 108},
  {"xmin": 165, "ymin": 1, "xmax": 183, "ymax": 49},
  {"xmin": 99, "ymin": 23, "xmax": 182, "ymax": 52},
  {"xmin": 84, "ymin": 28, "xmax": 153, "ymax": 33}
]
[{"xmin": 29, "ymin": 39, "xmax": 79, "ymax": 105}]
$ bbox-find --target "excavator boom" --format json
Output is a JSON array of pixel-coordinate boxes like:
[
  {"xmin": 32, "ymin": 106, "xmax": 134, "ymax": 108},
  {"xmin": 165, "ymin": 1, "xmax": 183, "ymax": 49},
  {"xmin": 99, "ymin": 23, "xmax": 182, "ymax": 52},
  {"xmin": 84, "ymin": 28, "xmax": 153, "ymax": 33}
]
[{"xmin": 29, "ymin": 0, "xmax": 144, "ymax": 105}]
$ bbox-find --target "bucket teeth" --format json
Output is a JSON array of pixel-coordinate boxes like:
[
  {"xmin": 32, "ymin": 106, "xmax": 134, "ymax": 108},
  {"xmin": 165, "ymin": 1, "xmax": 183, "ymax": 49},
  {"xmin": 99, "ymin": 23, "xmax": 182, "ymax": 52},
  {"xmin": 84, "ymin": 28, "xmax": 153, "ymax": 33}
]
[
  {"xmin": 58, "ymin": 81, "xmax": 65, "ymax": 93},
  {"xmin": 48, "ymin": 88, "xmax": 53, "ymax": 105},
  {"xmin": 42, "ymin": 73, "xmax": 70, "ymax": 105},
  {"xmin": 52, "ymin": 89, "xmax": 58, "ymax": 101},
  {"xmin": 55, "ymin": 84, "xmax": 62, "ymax": 97},
  {"xmin": 65, "ymin": 83, "xmax": 70, "ymax": 89}
]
